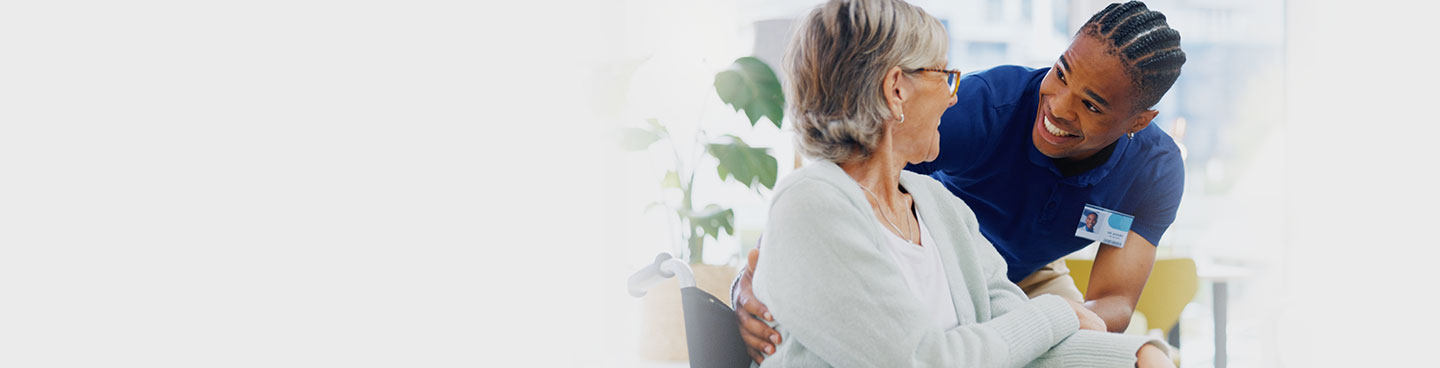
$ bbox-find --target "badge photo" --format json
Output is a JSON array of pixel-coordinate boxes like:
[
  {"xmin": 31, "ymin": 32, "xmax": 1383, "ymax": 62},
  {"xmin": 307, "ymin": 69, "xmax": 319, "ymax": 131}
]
[{"xmin": 1075, "ymin": 204, "xmax": 1134, "ymax": 247}]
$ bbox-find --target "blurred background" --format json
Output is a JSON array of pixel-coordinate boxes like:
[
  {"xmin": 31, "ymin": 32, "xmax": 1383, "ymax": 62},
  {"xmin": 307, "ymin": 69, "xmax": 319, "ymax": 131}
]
[{"xmin": 597, "ymin": 0, "xmax": 1438, "ymax": 367}]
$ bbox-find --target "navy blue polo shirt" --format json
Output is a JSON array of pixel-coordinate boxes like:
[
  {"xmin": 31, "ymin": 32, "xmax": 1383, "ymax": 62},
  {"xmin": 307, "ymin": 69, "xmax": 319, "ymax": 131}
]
[{"xmin": 907, "ymin": 65, "xmax": 1185, "ymax": 283}]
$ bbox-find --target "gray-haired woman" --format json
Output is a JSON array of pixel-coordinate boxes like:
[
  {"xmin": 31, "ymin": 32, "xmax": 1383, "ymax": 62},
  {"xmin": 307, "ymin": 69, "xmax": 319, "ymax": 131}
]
[{"xmin": 749, "ymin": 0, "xmax": 1172, "ymax": 366}]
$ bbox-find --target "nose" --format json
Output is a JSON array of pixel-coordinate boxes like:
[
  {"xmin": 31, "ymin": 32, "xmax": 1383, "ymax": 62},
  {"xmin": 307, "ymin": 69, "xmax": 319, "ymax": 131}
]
[{"xmin": 1049, "ymin": 91, "xmax": 1078, "ymax": 122}]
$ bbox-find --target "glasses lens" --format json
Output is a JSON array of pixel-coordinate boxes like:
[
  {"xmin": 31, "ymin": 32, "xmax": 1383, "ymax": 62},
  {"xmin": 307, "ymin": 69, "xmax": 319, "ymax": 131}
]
[{"xmin": 948, "ymin": 72, "xmax": 959, "ymax": 95}]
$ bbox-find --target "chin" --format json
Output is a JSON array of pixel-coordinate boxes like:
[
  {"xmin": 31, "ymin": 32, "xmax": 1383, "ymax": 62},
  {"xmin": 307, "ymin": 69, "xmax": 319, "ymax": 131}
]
[
  {"xmin": 1038, "ymin": 148, "xmax": 1067, "ymax": 159},
  {"xmin": 1031, "ymin": 133, "xmax": 1066, "ymax": 158}
]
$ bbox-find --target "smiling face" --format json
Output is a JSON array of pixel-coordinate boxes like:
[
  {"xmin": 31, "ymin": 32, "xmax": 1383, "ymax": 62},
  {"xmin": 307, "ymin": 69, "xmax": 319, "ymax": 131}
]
[
  {"xmin": 1031, "ymin": 35, "xmax": 1159, "ymax": 160},
  {"xmin": 1085, "ymin": 213, "xmax": 1098, "ymax": 228}
]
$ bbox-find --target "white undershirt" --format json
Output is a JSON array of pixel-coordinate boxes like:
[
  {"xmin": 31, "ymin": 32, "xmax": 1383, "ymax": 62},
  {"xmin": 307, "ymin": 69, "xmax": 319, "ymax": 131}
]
[{"xmin": 876, "ymin": 210, "xmax": 960, "ymax": 330}]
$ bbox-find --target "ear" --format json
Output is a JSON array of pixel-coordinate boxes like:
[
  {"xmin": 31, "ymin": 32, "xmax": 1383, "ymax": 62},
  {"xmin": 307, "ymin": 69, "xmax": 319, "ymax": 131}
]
[
  {"xmin": 1128, "ymin": 109, "xmax": 1159, "ymax": 135},
  {"xmin": 881, "ymin": 66, "xmax": 908, "ymax": 122}
]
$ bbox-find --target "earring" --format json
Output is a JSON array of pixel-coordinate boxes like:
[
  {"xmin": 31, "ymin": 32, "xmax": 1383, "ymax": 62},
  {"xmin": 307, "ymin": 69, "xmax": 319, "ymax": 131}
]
[{"xmin": 899, "ymin": 114, "xmax": 906, "ymax": 124}]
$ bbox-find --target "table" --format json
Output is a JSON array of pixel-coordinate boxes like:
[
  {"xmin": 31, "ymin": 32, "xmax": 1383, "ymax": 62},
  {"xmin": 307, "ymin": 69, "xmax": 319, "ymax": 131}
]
[{"xmin": 1196, "ymin": 263, "xmax": 1250, "ymax": 368}]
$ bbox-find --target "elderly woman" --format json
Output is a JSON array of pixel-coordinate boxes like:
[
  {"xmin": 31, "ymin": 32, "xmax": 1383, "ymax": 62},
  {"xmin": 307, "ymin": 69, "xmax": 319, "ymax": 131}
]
[{"xmin": 750, "ymin": 0, "xmax": 1172, "ymax": 367}]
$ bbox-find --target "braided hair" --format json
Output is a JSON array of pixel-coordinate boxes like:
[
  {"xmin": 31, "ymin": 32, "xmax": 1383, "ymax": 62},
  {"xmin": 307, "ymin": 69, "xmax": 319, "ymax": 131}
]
[{"xmin": 1079, "ymin": 1, "xmax": 1186, "ymax": 110}]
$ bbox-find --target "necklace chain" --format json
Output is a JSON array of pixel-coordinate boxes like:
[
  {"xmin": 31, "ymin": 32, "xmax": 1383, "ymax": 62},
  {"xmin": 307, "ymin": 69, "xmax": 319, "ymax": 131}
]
[{"xmin": 858, "ymin": 183, "xmax": 915, "ymax": 243}]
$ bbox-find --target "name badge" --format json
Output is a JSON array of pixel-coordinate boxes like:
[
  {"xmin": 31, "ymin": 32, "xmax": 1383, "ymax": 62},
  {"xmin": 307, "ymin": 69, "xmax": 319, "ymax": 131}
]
[{"xmin": 1075, "ymin": 204, "xmax": 1134, "ymax": 247}]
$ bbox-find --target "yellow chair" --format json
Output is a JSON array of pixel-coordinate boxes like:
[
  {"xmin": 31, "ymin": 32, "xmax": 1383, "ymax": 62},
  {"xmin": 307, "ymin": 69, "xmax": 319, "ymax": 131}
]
[{"xmin": 1065, "ymin": 257, "xmax": 1198, "ymax": 341}]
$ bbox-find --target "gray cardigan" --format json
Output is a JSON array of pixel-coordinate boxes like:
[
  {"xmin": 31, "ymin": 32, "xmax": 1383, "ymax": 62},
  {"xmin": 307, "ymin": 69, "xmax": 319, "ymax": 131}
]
[{"xmin": 752, "ymin": 161, "xmax": 1164, "ymax": 367}]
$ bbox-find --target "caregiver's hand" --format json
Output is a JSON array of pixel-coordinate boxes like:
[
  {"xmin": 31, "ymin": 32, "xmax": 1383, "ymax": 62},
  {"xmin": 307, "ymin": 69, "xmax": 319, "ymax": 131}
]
[
  {"xmin": 734, "ymin": 248, "xmax": 779, "ymax": 363},
  {"xmin": 1136, "ymin": 344, "xmax": 1175, "ymax": 368},
  {"xmin": 1064, "ymin": 298, "xmax": 1108, "ymax": 332}
]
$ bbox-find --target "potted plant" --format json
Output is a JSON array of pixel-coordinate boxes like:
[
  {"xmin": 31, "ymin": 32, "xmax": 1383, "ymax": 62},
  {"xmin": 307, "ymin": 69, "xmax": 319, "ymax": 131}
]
[{"xmin": 621, "ymin": 56, "xmax": 784, "ymax": 361}]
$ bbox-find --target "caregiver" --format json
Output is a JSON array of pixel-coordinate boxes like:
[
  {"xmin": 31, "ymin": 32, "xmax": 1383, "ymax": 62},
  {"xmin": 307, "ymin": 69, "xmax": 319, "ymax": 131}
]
[{"xmin": 734, "ymin": 1, "xmax": 1188, "ymax": 362}]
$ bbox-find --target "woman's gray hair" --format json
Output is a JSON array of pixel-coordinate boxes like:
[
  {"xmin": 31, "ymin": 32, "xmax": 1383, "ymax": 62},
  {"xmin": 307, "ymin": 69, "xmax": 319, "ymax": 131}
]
[{"xmin": 784, "ymin": 0, "xmax": 948, "ymax": 163}]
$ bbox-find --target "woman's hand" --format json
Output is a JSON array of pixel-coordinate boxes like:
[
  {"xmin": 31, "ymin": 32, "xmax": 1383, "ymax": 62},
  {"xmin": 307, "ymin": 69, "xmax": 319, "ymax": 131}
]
[
  {"xmin": 734, "ymin": 249, "xmax": 780, "ymax": 363},
  {"xmin": 1063, "ymin": 298, "xmax": 1108, "ymax": 332},
  {"xmin": 1135, "ymin": 344, "xmax": 1174, "ymax": 368}
]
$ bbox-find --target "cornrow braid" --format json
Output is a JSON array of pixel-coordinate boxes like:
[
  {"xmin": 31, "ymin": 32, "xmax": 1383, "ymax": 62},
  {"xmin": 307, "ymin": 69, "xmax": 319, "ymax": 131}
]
[{"xmin": 1079, "ymin": 1, "xmax": 1186, "ymax": 110}]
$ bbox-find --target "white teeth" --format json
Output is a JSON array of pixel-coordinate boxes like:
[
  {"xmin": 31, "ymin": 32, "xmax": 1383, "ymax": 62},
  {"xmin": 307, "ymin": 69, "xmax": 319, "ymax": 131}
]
[{"xmin": 1044, "ymin": 116, "xmax": 1078, "ymax": 137}]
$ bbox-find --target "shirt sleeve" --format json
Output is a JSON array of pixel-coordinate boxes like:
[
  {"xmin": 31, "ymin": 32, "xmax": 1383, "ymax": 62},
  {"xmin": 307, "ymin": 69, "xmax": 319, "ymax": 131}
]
[
  {"xmin": 1128, "ymin": 143, "xmax": 1185, "ymax": 246},
  {"xmin": 1026, "ymin": 331, "xmax": 1168, "ymax": 368},
  {"xmin": 753, "ymin": 177, "xmax": 1078, "ymax": 367}
]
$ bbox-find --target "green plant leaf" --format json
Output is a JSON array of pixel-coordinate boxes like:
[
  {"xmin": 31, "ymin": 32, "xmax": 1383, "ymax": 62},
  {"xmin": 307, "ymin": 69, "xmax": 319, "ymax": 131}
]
[
  {"xmin": 707, "ymin": 135, "xmax": 778, "ymax": 189},
  {"xmin": 687, "ymin": 204, "xmax": 734, "ymax": 240},
  {"xmin": 714, "ymin": 56, "xmax": 785, "ymax": 128},
  {"xmin": 645, "ymin": 118, "xmax": 667, "ymax": 134},
  {"xmin": 661, "ymin": 170, "xmax": 681, "ymax": 189},
  {"xmin": 618, "ymin": 127, "xmax": 661, "ymax": 152}
]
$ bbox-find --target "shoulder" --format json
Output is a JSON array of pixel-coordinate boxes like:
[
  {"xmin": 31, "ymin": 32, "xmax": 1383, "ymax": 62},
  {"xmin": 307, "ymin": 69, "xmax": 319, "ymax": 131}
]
[
  {"xmin": 933, "ymin": 65, "xmax": 1048, "ymax": 164},
  {"xmin": 761, "ymin": 163, "xmax": 882, "ymax": 269},
  {"xmin": 961, "ymin": 65, "xmax": 1048, "ymax": 106},
  {"xmin": 1128, "ymin": 125, "xmax": 1185, "ymax": 216},
  {"xmin": 773, "ymin": 161, "xmax": 856, "ymax": 200},
  {"xmin": 970, "ymin": 64, "xmax": 1048, "ymax": 83},
  {"xmin": 1133, "ymin": 124, "xmax": 1184, "ymax": 179},
  {"xmin": 770, "ymin": 162, "xmax": 868, "ymax": 219}
]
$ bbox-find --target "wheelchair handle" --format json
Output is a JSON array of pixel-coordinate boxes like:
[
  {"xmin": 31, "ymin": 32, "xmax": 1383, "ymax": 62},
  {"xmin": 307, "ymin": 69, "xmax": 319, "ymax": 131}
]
[{"xmin": 627, "ymin": 252, "xmax": 696, "ymax": 297}]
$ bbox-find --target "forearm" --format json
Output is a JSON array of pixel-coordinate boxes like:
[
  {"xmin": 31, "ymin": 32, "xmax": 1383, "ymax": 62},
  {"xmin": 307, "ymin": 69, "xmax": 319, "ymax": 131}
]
[
  {"xmin": 1083, "ymin": 295, "xmax": 1136, "ymax": 333},
  {"xmin": 1026, "ymin": 330, "xmax": 1166, "ymax": 368},
  {"xmin": 1086, "ymin": 233, "xmax": 1158, "ymax": 333},
  {"xmin": 763, "ymin": 285, "xmax": 1079, "ymax": 367}
]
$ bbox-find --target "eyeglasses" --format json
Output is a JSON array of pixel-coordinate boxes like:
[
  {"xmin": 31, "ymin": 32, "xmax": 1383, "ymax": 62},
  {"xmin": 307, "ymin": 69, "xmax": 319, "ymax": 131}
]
[{"xmin": 910, "ymin": 68, "xmax": 962, "ymax": 97}]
